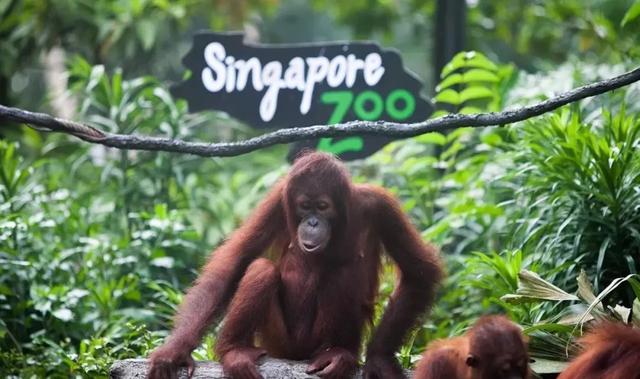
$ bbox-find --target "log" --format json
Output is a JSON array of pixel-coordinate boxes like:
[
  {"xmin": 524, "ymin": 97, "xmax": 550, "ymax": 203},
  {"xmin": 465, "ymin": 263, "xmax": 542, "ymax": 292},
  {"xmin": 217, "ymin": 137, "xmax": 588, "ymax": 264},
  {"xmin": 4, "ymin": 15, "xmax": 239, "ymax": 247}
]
[{"xmin": 109, "ymin": 358, "xmax": 414, "ymax": 378}]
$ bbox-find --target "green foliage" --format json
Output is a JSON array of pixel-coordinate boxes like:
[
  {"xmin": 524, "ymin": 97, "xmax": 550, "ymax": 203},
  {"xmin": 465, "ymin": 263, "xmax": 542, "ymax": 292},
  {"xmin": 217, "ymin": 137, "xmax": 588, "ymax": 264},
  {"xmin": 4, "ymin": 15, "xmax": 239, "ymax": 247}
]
[
  {"xmin": 313, "ymin": 0, "xmax": 640, "ymax": 68},
  {"xmin": 0, "ymin": 0, "xmax": 280, "ymax": 108},
  {"xmin": 368, "ymin": 52, "xmax": 517, "ymax": 255},
  {"xmin": 311, "ymin": 0, "xmax": 400, "ymax": 37},
  {"xmin": 0, "ymin": 0, "xmax": 281, "ymax": 76},
  {"xmin": 0, "ymin": 141, "xmax": 32, "ymax": 203},
  {"xmin": 362, "ymin": 54, "xmax": 524, "ymax": 364},
  {"xmin": 434, "ymin": 51, "xmax": 514, "ymax": 115},
  {"xmin": 622, "ymin": 0, "xmax": 640, "ymax": 26},
  {"xmin": 0, "ymin": 137, "xmax": 194, "ymax": 377},
  {"xmin": 0, "ymin": 57, "xmax": 288, "ymax": 376},
  {"xmin": 3, "ymin": 2, "xmax": 640, "ymax": 376},
  {"xmin": 500, "ymin": 269, "xmax": 640, "ymax": 366},
  {"xmin": 514, "ymin": 108, "xmax": 640, "ymax": 293},
  {"xmin": 363, "ymin": 51, "xmax": 640, "ymax": 368},
  {"xmin": 0, "ymin": 0, "xmax": 186, "ymax": 79}
]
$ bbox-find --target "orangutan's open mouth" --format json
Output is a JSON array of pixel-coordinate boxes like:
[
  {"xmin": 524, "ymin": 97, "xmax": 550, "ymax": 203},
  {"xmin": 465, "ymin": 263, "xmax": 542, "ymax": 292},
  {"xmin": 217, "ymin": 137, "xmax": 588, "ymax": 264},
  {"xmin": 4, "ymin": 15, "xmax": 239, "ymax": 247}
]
[{"xmin": 300, "ymin": 241, "xmax": 322, "ymax": 253}]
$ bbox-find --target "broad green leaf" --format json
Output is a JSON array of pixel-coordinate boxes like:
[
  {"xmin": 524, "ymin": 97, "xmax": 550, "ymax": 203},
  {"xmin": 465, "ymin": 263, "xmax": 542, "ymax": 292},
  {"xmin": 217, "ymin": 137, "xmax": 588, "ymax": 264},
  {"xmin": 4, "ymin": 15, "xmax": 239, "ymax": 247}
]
[
  {"xmin": 440, "ymin": 51, "xmax": 498, "ymax": 78},
  {"xmin": 441, "ymin": 51, "xmax": 475, "ymax": 77},
  {"xmin": 480, "ymin": 132, "xmax": 502, "ymax": 146},
  {"xmin": 622, "ymin": 1, "xmax": 640, "ymax": 26},
  {"xmin": 462, "ymin": 68, "xmax": 499, "ymax": 83},
  {"xmin": 465, "ymin": 53, "xmax": 499, "ymax": 72},
  {"xmin": 415, "ymin": 132, "xmax": 446, "ymax": 145},
  {"xmin": 112, "ymin": 69, "xmax": 123, "ymax": 105},
  {"xmin": 441, "ymin": 51, "xmax": 498, "ymax": 76},
  {"xmin": 86, "ymin": 65, "xmax": 105, "ymax": 92},
  {"xmin": 402, "ymin": 198, "xmax": 416, "ymax": 212},
  {"xmin": 629, "ymin": 277, "xmax": 640, "ymax": 300},
  {"xmin": 459, "ymin": 105, "xmax": 482, "ymax": 114},
  {"xmin": 436, "ymin": 73, "xmax": 463, "ymax": 91},
  {"xmin": 136, "ymin": 19, "xmax": 157, "ymax": 51},
  {"xmin": 434, "ymin": 89, "xmax": 460, "ymax": 105},
  {"xmin": 440, "ymin": 52, "xmax": 469, "ymax": 77},
  {"xmin": 460, "ymin": 87, "xmax": 494, "ymax": 102}
]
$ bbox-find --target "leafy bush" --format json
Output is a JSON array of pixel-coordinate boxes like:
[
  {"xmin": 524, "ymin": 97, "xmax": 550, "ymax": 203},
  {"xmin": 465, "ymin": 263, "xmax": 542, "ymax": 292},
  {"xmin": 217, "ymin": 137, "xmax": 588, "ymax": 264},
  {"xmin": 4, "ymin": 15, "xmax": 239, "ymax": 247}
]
[
  {"xmin": 514, "ymin": 109, "xmax": 640, "ymax": 294},
  {"xmin": 2, "ymin": 49, "xmax": 640, "ymax": 378},
  {"xmin": 364, "ymin": 55, "xmax": 640, "ymax": 368},
  {"xmin": 0, "ymin": 59, "xmax": 287, "ymax": 377}
]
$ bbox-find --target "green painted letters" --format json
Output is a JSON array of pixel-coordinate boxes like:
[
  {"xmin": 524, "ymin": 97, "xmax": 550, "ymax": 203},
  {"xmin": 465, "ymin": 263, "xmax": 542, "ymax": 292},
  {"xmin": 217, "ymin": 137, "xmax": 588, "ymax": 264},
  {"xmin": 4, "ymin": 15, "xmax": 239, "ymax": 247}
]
[{"xmin": 317, "ymin": 89, "xmax": 416, "ymax": 155}]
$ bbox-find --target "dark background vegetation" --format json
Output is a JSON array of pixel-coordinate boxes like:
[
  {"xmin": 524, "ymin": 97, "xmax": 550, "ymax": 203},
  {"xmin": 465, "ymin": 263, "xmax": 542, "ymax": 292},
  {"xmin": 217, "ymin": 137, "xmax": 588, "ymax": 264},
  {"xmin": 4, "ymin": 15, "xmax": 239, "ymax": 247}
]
[{"xmin": 1, "ymin": 0, "xmax": 640, "ymax": 377}]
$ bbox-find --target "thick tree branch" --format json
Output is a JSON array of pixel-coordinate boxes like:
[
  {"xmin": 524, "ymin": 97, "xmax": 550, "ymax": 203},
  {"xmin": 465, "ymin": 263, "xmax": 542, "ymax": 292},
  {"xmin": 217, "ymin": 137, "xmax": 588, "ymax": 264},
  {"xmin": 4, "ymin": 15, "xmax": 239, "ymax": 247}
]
[{"xmin": 1, "ymin": 67, "xmax": 639, "ymax": 157}]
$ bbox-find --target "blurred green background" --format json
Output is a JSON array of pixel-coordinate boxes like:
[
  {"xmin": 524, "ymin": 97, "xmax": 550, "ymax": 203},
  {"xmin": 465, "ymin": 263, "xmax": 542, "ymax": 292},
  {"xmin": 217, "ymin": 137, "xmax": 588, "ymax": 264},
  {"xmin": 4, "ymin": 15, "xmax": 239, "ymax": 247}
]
[{"xmin": 1, "ymin": 0, "xmax": 640, "ymax": 377}]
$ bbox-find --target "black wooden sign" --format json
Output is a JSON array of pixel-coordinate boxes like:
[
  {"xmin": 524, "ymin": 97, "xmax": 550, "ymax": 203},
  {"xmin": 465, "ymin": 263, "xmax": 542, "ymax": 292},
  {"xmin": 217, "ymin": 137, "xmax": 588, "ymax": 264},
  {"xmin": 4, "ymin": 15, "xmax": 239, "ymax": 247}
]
[{"xmin": 171, "ymin": 32, "xmax": 433, "ymax": 160}]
